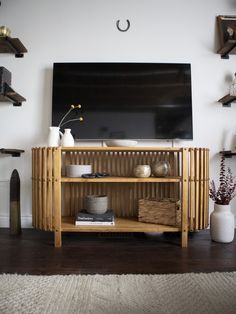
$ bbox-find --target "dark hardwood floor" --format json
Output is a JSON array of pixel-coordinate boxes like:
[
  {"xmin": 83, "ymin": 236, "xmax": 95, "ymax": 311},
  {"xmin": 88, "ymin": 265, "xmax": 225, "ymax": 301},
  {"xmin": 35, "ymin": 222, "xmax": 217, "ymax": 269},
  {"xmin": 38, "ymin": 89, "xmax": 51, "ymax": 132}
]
[{"xmin": 0, "ymin": 228, "xmax": 235, "ymax": 275}]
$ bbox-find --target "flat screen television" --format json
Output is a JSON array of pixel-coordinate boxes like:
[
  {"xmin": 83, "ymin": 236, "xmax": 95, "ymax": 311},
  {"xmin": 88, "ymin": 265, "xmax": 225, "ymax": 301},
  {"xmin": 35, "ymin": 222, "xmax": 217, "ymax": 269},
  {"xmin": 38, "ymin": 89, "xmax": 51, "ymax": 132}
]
[{"xmin": 52, "ymin": 62, "xmax": 193, "ymax": 140}]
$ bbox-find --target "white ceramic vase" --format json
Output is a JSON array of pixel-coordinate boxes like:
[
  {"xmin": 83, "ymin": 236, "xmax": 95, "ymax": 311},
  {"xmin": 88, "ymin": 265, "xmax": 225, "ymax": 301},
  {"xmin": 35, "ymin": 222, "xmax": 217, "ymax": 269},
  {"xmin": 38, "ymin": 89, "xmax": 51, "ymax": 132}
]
[
  {"xmin": 210, "ymin": 203, "xmax": 235, "ymax": 243},
  {"xmin": 61, "ymin": 129, "xmax": 74, "ymax": 147},
  {"xmin": 47, "ymin": 126, "xmax": 61, "ymax": 147}
]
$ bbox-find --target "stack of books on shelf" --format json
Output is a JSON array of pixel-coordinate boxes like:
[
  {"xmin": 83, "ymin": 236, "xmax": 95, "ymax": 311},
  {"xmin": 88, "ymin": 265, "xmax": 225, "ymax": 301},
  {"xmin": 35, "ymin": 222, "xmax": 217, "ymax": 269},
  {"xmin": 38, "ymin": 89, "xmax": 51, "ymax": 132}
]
[{"xmin": 75, "ymin": 209, "xmax": 115, "ymax": 226}]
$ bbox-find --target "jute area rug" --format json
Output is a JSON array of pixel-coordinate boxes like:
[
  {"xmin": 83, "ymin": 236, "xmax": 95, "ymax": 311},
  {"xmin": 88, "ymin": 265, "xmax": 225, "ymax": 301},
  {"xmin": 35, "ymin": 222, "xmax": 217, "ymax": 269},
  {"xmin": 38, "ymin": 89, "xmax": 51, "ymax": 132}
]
[{"xmin": 0, "ymin": 272, "xmax": 236, "ymax": 314}]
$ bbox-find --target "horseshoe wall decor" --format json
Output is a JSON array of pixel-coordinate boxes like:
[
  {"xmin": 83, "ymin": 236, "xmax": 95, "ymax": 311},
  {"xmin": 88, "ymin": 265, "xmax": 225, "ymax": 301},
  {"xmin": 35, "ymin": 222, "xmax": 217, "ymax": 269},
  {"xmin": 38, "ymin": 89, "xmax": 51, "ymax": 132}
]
[{"xmin": 116, "ymin": 19, "xmax": 130, "ymax": 32}]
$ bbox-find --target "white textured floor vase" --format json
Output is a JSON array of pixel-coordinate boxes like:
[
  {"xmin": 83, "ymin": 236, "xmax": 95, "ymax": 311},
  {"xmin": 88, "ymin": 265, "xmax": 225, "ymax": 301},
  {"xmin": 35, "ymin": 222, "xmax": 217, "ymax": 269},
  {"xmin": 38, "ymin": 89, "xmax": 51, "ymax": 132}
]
[
  {"xmin": 210, "ymin": 203, "xmax": 235, "ymax": 243},
  {"xmin": 1, "ymin": 272, "xmax": 236, "ymax": 314}
]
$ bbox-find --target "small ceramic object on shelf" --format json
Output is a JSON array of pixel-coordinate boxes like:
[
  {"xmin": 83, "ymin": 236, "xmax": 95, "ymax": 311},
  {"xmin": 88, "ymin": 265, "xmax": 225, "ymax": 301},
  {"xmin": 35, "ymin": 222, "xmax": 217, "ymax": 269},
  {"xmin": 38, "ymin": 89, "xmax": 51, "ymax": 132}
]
[
  {"xmin": 152, "ymin": 161, "xmax": 171, "ymax": 177},
  {"xmin": 229, "ymin": 73, "xmax": 236, "ymax": 96},
  {"xmin": 0, "ymin": 26, "xmax": 11, "ymax": 37},
  {"xmin": 47, "ymin": 126, "xmax": 61, "ymax": 147},
  {"xmin": 133, "ymin": 165, "xmax": 151, "ymax": 178},
  {"xmin": 222, "ymin": 130, "xmax": 236, "ymax": 151},
  {"xmin": 61, "ymin": 128, "xmax": 74, "ymax": 147},
  {"xmin": 105, "ymin": 140, "xmax": 138, "ymax": 147},
  {"xmin": 210, "ymin": 204, "xmax": 235, "ymax": 243},
  {"xmin": 85, "ymin": 195, "xmax": 108, "ymax": 214},
  {"xmin": 66, "ymin": 165, "xmax": 92, "ymax": 177}
]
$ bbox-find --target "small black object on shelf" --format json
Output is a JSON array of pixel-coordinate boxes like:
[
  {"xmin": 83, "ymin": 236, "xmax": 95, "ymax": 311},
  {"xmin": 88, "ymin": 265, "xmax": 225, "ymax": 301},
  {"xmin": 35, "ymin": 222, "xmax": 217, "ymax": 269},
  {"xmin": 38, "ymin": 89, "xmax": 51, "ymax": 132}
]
[
  {"xmin": 0, "ymin": 36, "xmax": 27, "ymax": 58},
  {"xmin": 82, "ymin": 172, "xmax": 110, "ymax": 178},
  {"xmin": 0, "ymin": 148, "xmax": 25, "ymax": 157}
]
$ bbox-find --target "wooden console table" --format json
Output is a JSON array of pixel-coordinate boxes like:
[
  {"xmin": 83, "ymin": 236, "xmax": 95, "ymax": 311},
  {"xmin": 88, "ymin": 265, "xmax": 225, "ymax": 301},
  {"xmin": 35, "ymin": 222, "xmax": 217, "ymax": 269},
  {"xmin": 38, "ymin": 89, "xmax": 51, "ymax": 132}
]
[{"xmin": 32, "ymin": 147, "xmax": 209, "ymax": 248}]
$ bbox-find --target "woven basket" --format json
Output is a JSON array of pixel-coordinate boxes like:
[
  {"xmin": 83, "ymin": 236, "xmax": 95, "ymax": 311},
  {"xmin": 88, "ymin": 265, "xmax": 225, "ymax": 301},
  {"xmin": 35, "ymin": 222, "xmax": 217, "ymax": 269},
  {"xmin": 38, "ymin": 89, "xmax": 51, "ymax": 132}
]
[{"xmin": 138, "ymin": 198, "xmax": 181, "ymax": 226}]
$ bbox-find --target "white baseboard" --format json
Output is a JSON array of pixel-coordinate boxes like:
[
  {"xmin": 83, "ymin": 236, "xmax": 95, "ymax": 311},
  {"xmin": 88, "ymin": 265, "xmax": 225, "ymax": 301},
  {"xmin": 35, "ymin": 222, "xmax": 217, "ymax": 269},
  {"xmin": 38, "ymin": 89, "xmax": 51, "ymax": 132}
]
[{"xmin": 0, "ymin": 216, "xmax": 32, "ymax": 228}]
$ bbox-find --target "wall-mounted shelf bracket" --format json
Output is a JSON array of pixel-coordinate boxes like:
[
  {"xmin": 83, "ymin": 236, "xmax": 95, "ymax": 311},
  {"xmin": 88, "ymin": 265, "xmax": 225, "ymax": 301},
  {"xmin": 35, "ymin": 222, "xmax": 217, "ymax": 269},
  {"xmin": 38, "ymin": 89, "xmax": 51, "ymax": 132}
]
[
  {"xmin": 217, "ymin": 40, "xmax": 236, "ymax": 59},
  {"xmin": 0, "ymin": 83, "xmax": 26, "ymax": 106}
]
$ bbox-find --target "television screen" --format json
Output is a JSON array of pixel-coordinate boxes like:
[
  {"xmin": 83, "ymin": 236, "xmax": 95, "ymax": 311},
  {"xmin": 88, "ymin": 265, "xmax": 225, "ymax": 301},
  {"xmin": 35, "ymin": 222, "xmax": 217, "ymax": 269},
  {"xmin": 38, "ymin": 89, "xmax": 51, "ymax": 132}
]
[{"xmin": 52, "ymin": 63, "xmax": 193, "ymax": 140}]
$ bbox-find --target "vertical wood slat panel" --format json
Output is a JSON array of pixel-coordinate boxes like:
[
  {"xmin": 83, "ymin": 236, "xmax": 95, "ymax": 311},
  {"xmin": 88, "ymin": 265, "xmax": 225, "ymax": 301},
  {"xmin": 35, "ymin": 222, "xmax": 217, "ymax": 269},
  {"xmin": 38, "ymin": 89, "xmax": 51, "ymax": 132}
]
[
  {"xmin": 201, "ymin": 148, "xmax": 206, "ymax": 229},
  {"xmin": 33, "ymin": 148, "xmax": 38, "ymax": 228},
  {"xmin": 38, "ymin": 148, "xmax": 43, "ymax": 230},
  {"xmin": 175, "ymin": 152, "xmax": 180, "ymax": 202},
  {"xmin": 31, "ymin": 148, "xmax": 36, "ymax": 228},
  {"xmin": 169, "ymin": 152, "xmax": 175, "ymax": 198},
  {"xmin": 36, "ymin": 148, "xmax": 40, "ymax": 229},
  {"xmin": 204, "ymin": 149, "xmax": 210, "ymax": 228},
  {"xmin": 47, "ymin": 148, "xmax": 53, "ymax": 230},
  {"xmin": 53, "ymin": 147, "xmax": 62, "ymax": 247},
  {"xmin": 181, "ymin": 148, "xmax": 189, "ymax": 248},
  {"xmin": 42, "ymin": 148, "xmax": 47, "ymax": 229},
  {"xmin": 204, "ymin": 149, "xmax": 207, "ymax": 228},
  {"xmin": 35, "ymin": 148, "xmax": 39, "ymax": 229},
  {"xmin": 189, "ymin": 148, "xmax": 195, "ymax": 231},
  {"xmin": 206, "ymin": 149, "xmax": 210, "ymax": 227},
  {"xmin": 199, "ymin": 148, "xmax": 204, "ymax": 229},
  {"xmin": 194, "ymin": 149, "xmax": 200, "ymax": 230}
]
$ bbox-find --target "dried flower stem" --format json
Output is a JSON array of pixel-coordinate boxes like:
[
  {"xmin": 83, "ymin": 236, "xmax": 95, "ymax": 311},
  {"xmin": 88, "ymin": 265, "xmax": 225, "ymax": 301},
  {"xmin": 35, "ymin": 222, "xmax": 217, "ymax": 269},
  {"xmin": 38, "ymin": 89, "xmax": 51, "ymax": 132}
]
[
  {"xmin": 209, "ymin": 153, "xmax": 236, "ymax": 205},
  {"xmin": 58, "ymin": 104, "xmax": 83, "ymax": 128}
]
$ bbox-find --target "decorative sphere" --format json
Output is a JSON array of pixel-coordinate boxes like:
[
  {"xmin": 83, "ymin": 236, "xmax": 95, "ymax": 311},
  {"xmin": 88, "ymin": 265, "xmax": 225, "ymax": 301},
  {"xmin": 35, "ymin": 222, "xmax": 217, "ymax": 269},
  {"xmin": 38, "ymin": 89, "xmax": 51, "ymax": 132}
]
[
  {"xmin": 152, "ymin": 161, "xmax": 171, "ymax": 177},
  {"xmin": 134, "ymin": 165, "xmax": 151, "ymax": 178}
]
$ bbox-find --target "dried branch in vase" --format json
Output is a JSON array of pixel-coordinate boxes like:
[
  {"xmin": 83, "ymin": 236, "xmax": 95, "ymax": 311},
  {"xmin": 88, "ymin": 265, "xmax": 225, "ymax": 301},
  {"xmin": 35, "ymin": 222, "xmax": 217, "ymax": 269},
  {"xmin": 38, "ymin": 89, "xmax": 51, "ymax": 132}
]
[
  {"xmin": 209, "ymin": 153, "xmax": 236, "ymax": 205},
  {"xmin": 58, "ymin": 104, "xmax": 84, "ymax": 128}
]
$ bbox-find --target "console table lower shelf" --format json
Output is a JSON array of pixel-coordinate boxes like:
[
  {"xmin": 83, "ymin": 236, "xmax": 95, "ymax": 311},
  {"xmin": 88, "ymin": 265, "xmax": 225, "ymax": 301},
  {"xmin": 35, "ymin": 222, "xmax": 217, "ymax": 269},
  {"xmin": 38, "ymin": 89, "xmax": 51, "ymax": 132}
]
[{"xmin": 61, "ymin": 216, "xmax": 180, "ymax": 232}]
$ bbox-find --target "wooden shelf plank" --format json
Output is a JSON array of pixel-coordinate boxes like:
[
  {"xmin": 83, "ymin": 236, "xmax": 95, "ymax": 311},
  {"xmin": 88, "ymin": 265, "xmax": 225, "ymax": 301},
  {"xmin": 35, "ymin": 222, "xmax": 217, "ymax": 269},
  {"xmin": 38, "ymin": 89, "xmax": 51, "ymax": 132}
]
[
  {"xmin": 61, "ymin": 216, "xmax": 180, "ymax": 232},
  {"xmin": 61, "ymin": 176, "xmax": 181, "ymax": 183},
  {"xmin": 0, "ymin": 37, "xmax": 27, "ymax": 57},
  {"xmin": 220, "ymin": 150, "xmax": 236, "ymax": 158},
  {"xmin": 0, "ymin": 148, "xmax": 24, "ymax": 157},
  {"xmin": 0, "ymin": 92, "xmax": 26, "ymax": 106},
  {"xmin": 218, "ymin": 94, "xmax": 236, "ymax": 107},
  {"xmin": 62, "ymin": 146, "xmax": 182, "ymax": 152}
]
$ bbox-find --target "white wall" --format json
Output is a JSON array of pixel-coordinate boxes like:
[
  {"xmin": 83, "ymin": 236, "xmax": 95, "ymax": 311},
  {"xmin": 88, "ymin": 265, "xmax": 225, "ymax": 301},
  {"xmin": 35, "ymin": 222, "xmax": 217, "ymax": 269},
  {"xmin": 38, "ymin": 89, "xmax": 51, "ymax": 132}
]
[{"xmin": 0, "ymin": 0, "xmax": 236, "ymax": 227}]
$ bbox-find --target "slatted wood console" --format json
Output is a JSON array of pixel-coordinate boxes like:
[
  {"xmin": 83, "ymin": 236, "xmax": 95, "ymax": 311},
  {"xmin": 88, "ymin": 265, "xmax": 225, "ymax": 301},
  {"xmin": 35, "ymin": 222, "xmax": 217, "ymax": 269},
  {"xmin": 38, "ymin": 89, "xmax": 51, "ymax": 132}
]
[{"xmin": 32, "ymin": 147, "xmax": 209, "ymax": 247}]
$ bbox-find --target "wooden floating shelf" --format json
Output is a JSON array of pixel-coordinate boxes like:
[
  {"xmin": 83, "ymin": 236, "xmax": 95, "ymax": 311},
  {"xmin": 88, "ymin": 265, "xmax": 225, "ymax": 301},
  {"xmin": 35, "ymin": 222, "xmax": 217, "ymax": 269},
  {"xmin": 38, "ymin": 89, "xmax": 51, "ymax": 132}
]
[
  {"xmin": 217, "ymin": 39, "xmax": 236, "ymax": 59},
  {"xmin": 61, "ymin": 176, "xmax": 181, "ymax": 183},
  {"xmin": 220, "ymin": 150, "xmax": 236, "ymax": 158},
  {"xmin": 0, "ymin": 36, "xmax": 27, "ymax": 57},
  {"xmin": 218, "ymin": 94, "xmax": 236, "ymax": 107},
  {"xmin": 0, "ymin": 90, "xmax": 26, "ymax": 106},
  {"xmin": 61, "ymin": 216, "xmax": 180, "ymax": 232},
  {"xmin": 0, "ymin": 148, "xmax": 24, "ymax": 157}
]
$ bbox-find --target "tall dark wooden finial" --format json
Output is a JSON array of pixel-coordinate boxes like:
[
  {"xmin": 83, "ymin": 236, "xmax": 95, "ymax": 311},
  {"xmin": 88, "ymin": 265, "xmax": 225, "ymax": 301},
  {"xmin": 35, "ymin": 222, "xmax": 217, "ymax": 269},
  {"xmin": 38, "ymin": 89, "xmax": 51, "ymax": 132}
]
[{"xmin": 10, "ymin": 169, "xmax": 21, "ymax": 235}]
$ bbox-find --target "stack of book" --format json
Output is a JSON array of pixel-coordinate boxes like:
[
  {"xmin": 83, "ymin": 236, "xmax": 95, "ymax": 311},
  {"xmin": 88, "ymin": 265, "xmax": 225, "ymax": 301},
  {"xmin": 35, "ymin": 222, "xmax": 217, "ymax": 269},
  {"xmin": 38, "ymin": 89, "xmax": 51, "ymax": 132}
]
[{"xmin": 75, "ymin": 209, "xmax": 115, "ymax": 226}]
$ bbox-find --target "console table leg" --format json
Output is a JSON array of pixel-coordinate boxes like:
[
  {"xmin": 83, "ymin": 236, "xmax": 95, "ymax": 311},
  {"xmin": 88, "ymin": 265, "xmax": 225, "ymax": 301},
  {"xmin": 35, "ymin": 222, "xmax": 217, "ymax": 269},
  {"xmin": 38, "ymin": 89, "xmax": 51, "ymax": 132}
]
[
  {"xmin": 54, "ymin": 230, "xmax": 61, "ymax": 247},
  {"xmin": 53, "ymin": 147, "xmax": 62, "ymax": 248},
  {"xmin": 181, "ymin": 148, "xmax": 189, "ymax": 248},
  {"xmin": 181, "ymin": 230, "xmax": 188, "ymax": 248}
]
